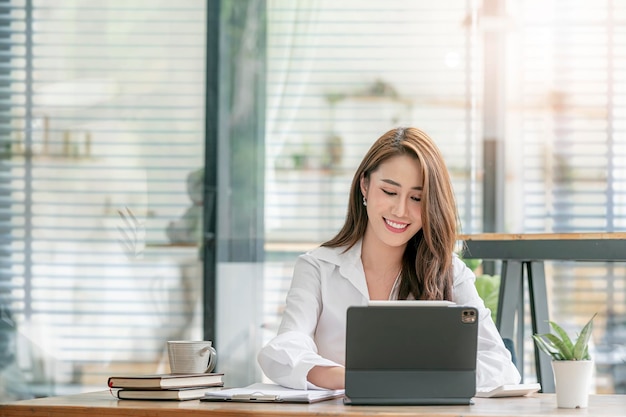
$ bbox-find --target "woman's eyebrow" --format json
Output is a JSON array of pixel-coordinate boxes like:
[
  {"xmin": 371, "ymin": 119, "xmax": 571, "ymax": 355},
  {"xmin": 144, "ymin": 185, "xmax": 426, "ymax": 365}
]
[{"xmin": 381, "ymin": 178, "xmax": 423, "ymax": 190}]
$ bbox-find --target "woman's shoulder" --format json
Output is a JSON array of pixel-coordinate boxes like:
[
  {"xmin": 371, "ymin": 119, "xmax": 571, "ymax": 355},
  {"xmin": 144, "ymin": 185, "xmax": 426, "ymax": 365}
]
[
  {"xmin": 299, "ymin": 241, "xmax": 361, "ymax": 267},
  {"xmin": 301, "ymin": 245, "xmax": 346, "ymax": 264},
  {"xmin": 290, "ymin": 246, "xmax": 347, "ymax": 284},
  {"xmin": 451, "ymin": 251, "xmax": 469, "ymax": 267},
  {"xmin": 451, "ymin": 252, "xmax": 475, "ymax": 284}
]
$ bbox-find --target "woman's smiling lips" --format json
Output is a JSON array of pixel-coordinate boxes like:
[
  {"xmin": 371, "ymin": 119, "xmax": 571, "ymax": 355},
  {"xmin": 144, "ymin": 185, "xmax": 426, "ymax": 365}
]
[{"xmin": 384, "ymin": 218, "xmax": 409, "ymax": 233}]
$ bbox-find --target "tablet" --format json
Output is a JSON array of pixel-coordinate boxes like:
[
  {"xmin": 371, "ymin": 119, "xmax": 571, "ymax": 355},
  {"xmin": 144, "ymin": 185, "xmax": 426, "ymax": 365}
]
[
  {"xmin": 345, "ymin": 304, "xmax": 478, "ymax": 405},
  {"xmin": 367, "ymin": 300, "xmax": 456, "ymax": 307}
]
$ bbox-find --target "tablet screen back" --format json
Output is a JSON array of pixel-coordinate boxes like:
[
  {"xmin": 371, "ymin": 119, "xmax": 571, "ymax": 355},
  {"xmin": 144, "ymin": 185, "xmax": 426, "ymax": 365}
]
[{"xmin": 344, "ymin": 304, "xmax": 478, "ymax": 405}]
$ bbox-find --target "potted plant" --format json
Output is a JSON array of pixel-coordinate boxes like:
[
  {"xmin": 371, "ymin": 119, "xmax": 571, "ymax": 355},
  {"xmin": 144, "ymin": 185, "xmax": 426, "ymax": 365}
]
[{"xmin": 532, "ymin": 313, "xmax": 596, "ymax": 409}]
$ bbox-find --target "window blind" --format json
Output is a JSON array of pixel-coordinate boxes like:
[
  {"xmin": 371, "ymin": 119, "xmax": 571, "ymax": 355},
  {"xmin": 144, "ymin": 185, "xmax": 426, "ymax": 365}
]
[
  {"xmin": 262, "ymin": 0, "xmax": 482, "ymax": 351},
  {"xmin": 259, "ymin": 0, "xmax": 626, "ymax": 394},
  {"xmin": 514, "ymin": 0, "xmax": 626, "ymax": 393},
  {"xmin": 265, "ymin": 0, "xmax": 480, "ymax": 246},
  {"xmin": 1, "ymin": 1, "xmax": 206, "ymax": 399}
]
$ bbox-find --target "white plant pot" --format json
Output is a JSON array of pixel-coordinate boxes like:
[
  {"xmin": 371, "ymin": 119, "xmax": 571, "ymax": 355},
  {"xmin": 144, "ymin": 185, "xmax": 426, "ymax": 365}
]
[{"xmin": 552, "ymin": 360, "xmax": 594, "ymax": 409}]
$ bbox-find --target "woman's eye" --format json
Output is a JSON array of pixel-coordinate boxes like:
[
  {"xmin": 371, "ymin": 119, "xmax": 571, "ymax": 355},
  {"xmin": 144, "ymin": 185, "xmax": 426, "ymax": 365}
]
[
  {"xmin": 412, "ymin": 196, "xmax": 421, "ymax": 202},
  {"xmin": 382, "ymin": 189, "xmax": 396, "ymax": 196}
]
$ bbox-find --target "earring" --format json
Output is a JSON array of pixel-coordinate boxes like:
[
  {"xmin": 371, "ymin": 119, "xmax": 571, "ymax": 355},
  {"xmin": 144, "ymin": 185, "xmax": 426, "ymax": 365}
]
[{"xmin": 362, "ymin": 196, "xmax": 367, "ymax": 207}]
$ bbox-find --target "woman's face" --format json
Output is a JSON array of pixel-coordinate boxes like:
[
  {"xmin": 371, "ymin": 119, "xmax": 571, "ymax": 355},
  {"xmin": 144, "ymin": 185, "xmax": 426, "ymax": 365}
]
[{"xmin": 360, "ymin": 154, "xmax": 424, "ymax": 249}]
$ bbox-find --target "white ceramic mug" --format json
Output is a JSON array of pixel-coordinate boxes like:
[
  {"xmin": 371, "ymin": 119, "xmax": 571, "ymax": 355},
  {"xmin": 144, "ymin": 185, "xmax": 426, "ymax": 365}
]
[{"xmin": 167, "ymin": 340, "xmax": 217, "ymax": 374}]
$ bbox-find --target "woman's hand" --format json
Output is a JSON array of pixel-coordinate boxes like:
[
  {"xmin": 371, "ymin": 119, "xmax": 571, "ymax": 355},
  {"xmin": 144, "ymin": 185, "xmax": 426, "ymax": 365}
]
[{"xmin": 307, "ymin": 365, "xmax": 345, "ymax": 390}]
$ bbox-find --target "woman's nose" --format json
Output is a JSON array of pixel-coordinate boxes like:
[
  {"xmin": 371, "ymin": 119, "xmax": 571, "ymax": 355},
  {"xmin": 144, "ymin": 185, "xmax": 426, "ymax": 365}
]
[{"xmin": 391, "ymin": 198, "xmax": 407, "ymax": 217}]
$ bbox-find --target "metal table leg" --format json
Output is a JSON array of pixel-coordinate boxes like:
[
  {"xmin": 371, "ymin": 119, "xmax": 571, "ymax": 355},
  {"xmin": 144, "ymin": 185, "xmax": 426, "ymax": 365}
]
[
  {"xmin": 496, "ymin": 261, "xmax": 524, "ymax": 377},
  {"xmin": 528, "ymin": 261, "xmax": 554, "ymax": 392}
]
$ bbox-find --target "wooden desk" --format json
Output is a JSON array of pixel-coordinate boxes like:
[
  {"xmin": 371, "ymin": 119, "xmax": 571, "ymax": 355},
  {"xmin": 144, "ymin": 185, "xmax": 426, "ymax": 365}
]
[
  {"xmin": 1, "ymin": 391, "xmax": 625, "ymax": 417},
  {"xmin": 459, "ymin": 232, "xmax": 626, "ymax": 393}
]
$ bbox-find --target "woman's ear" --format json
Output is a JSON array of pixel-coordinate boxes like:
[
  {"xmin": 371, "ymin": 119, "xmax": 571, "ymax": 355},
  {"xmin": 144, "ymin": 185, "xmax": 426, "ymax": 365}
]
[{"xmin": 360, "ymin": 174, "xmax": 368, "ymax": 198}]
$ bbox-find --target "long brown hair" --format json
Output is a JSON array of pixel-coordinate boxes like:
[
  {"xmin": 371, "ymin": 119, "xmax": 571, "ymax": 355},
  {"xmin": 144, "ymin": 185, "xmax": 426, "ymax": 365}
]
[{"xmin": 322, "ymin": 127, "xmax": 458, "ymax": 300}]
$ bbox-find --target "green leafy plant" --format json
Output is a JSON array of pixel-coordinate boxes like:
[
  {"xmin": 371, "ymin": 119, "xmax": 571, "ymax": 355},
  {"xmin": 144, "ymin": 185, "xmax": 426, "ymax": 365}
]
[{"xmin": 532, "ymin": 314, "xmax": 597, "ymax": 361}]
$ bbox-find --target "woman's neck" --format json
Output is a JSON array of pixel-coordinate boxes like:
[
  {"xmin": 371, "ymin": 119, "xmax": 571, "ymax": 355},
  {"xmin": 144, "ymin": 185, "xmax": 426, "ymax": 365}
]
[{"xmin": 360, "ymin": 232, "xmax": 405, "ymax": 274}]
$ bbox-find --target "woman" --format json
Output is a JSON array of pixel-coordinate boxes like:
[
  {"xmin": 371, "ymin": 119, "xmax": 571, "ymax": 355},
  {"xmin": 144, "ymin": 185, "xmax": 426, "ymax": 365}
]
[{"xmin": 258, "ymin": 127, "xmax": 521, "ymax": 390}]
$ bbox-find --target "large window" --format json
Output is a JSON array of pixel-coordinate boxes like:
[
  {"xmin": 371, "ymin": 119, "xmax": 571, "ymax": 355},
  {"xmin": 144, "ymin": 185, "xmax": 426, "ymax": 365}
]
[
  {"xmin": 258, "ymin": 0, "xmax": 626, "ymax": 394},
  {"xmin": 2, "ymin": 0, "xmax": 625, "ymax": 401},
  {"xmin": 1, "ymin": 1, "xmax": 206, "ymax": 400},
  {"xmin": 510, "ymin": 0, "xmax": 626, "ymax": 393},
  {"xmin": 261, "ymin": 0, "xmax": 481, "ymax": 345}
]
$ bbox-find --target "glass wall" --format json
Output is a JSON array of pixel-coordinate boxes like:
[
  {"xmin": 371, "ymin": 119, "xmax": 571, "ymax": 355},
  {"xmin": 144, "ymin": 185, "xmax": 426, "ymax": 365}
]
[
  {"xmin": 2, "ymin": 0, "xmax": 626, "ymax": 401},
  {"xmin": 1, "ymin": 1, "xmax": 206, "ymax": 400},
  {"xmin": 509, "ymin": 0, "xmax": 626, "ymax": 393},
  {"xmin": 252, "ymin": 0, "xmax": 626, "ymax": 394}
]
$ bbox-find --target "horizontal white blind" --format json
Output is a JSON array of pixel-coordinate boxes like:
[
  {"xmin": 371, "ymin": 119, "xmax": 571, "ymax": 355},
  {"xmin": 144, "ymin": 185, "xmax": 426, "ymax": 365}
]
[
  {"xmin": 515, "ymin": 0, "xmax": 626, "ymax": 393},
  {"xmin": 262, "ymin": 0, "xmax": 481, "ymax": 348},
  {"xmin": 2, "ymin": 1, "xmax": 206, "ymax": 399},
  {"xmin": 265, "ymin": 0, "xmax": 481, "ymax": 245}
]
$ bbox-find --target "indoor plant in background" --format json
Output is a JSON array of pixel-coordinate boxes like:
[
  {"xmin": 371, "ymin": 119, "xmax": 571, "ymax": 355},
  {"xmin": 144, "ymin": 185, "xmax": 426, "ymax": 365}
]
[{"xmin": 533, "ymin": 313, "xmax": 597, "ymax": 409}]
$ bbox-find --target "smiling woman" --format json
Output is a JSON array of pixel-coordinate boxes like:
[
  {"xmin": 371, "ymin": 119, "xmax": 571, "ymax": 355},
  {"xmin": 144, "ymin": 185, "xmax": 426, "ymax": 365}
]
[{"xmin": 257, "ymin": 127, "xmax": 521, "ymax": 391}]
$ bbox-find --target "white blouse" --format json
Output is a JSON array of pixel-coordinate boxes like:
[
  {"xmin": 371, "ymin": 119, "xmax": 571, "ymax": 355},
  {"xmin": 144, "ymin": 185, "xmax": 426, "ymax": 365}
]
[{"xmin": 257, "ymin": 240, "xmax": 521, "ymax": 390}]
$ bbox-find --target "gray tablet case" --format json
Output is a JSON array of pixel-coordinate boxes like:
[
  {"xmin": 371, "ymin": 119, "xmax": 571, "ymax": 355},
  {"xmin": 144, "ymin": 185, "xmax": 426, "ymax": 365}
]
[{"xmin": 344, "ymin": 304, "xmax": 478, "ymax": 405}]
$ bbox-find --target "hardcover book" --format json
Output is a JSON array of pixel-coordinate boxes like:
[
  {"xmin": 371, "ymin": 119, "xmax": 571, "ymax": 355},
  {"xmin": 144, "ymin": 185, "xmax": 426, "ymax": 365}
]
[
  {"xmin": 107, "ymin": 373, "xmax": 224, "ymax": 390},
  {"xmin": 115, "ymin": 386, "xmax": 223, "ymax": 401}
]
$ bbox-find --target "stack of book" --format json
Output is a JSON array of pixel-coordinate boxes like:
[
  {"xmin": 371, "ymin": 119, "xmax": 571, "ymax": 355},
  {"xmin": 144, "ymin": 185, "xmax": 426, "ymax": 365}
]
[{"xmin": 107, "ymin": 372, "xmax": 224, "ymax": 400}]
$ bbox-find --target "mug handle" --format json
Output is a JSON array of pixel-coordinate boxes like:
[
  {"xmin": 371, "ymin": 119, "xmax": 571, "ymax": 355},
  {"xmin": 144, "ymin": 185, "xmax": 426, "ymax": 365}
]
[{"xmin": 204, "ymin": 346, "xmax": 217, "ymax": 373}]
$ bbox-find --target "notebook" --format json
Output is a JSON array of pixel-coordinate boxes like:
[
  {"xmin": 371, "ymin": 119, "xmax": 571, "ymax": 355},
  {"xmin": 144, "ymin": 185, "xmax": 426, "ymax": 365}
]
[
  {"xmin": 200, "ymin": 383, "xmax": 344, "ymax": 403},
  {"xmin": 475, "ymin": 382, "xmax": 541, "ymax": 398},
  {"xmin": 344, "ymin": 302, "xmax": 479, "ymax": 405}
]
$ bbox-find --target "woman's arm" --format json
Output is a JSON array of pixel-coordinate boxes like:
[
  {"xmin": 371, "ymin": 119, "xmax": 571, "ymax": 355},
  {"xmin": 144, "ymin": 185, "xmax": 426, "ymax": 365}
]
[{"xmin": 258, "ymin": 254, "xmax": 344, "ymax": 389}]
